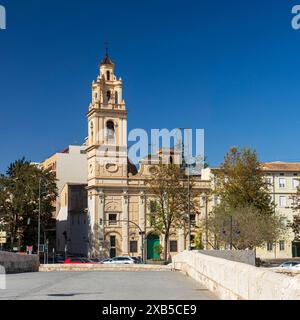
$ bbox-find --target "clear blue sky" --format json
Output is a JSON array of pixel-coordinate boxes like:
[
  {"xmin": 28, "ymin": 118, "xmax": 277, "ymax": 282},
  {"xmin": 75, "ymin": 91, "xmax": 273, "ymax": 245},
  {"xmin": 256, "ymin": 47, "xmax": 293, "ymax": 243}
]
[{"xmin": 1, "ymin": 0, "xmax": 300, "ymax": 173}]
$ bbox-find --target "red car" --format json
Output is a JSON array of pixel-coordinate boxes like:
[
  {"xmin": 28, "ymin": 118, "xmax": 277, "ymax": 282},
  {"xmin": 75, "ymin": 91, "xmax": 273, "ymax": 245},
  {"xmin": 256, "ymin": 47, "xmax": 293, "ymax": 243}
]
[{"xmin": 63, "ymin": 257, "xmax": 96, "ymax": 264}]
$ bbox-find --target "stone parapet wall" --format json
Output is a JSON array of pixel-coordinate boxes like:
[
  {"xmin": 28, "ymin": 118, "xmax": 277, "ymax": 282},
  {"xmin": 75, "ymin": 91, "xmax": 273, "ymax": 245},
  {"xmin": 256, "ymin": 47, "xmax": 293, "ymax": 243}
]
[
  {"xmin": 197, "ymin": 250, "xmax": 255, "ymax": 266},
  {"xmin": 172, "ymin": 251, "xmax": 300, "ymax": 300},
  {"xmin": 271, "ymin": 268, "xmax": 300, "ymax": 278},
  {"xmin": 40, "ymin": 264, "xmax": 172, "ymax": 272},
  {"xmin": 0, "ymin": 252, "xmax": 39, "ymax": 274}
]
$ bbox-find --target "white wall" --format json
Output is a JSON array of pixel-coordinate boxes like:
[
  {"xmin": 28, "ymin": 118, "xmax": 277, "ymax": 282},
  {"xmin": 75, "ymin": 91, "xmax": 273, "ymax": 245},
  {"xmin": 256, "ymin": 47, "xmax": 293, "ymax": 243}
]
[
  {"xmin": 56, "ymin": 146, "xmax": 88, "ymax": 193},
  {"xmin": 172, "ymin": 251, "xmax": 300, "ymax": 300}
]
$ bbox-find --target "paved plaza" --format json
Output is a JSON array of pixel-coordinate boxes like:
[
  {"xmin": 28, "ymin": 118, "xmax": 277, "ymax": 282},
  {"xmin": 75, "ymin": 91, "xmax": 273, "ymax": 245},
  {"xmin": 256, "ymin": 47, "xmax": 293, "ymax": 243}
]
[{"xmin": 0, "ymin": 271, "xmax": 217, "ymax": 300}]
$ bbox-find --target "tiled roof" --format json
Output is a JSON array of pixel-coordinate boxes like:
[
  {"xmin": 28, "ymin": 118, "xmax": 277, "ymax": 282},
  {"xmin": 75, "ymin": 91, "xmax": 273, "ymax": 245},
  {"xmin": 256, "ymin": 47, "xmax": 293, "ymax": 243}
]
[
  {"xmin": 100, "ymin": 54, "xmax": 114, "ymax": 65},
  {"xmin": 261, "ymin": 162, "xmax": 300, "ymax": 172}
]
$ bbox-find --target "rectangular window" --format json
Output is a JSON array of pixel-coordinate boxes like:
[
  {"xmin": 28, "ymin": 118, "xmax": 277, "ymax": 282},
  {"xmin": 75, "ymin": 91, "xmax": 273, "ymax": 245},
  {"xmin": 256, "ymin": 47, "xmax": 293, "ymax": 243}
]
[
  {"xmin": 149, "ymin": 200, "xmax": 157, "ymax": 213},
  {"xmin": 214, "ymin": 195, "xmax": 220, "ymax": 205},
  {"xmin": 266, "ymin": 177, "xmax": 272, "ymax": 185},
  {"xmin": 291, "ymin": 196, "xmax": 298, "ymax": 206},
  {"xmin": 190, "ymin": 235, "xmax": 195, "ymax": 248},
  {"xmin": 170, "ymin": 240, "xmax": 178, "ymax": 253},
  {"xmin": 279, "ymin": 196, "xmax": 287, "ymax": 207},
  {"xmin": 267, "ymin": 242, "xmax": 273, "ymax": 251},
  {"xmin": 279, "ymin": 178, "xmax": 286, "ymax": 188},
  {"xmin": 108, "ymin": 214, "xmax": 117, "ymax": 225},
  {"xmin": 190, "ymin": 214, "xmax": 196, "ymax": 225},
  {"xmin": 293, "ymin": 179, "xmax": 299, "ymax": 189},
  {"xmin": 279, "ymin": 240, "xmax": 285, "ymax": 251},
  {"xmin": 130, "ymin": 241, "xmax": 138, "ymax": 253}
]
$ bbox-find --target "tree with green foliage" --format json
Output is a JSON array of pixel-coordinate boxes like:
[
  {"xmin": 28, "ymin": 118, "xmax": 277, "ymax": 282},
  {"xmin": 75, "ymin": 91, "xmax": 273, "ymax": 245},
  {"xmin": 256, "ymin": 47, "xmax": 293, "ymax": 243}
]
[
  {"xmin": 146, "ymin": 163, "xmax": 198, "ymax": 262},
  {"xmin": 208, "ymin": 205, "xmax": 285, "ymax": 250},
  {"xmin": 0, "ymin": 158, "xmax": 57, "ymax": 251},
  {"xmin": 214, "ymin": 147, "xmax": 274, "ymax": 214},
  {"xmin": 289, "ymin": 185, "xmax": 300, "ymax": 242},
  {"xmin": 208, "ymin": 147, "xmax": 286, "ymax": 249}
]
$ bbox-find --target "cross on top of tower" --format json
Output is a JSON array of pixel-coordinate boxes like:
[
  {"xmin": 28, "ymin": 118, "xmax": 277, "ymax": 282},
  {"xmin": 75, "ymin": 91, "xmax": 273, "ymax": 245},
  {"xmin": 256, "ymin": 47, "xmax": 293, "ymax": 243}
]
[
  {"xmin": 105, "ymin": 41, "xmax": 109, "ymax": 55},
  {"xmin": 100, "ymin": 41, "xmax": 114, "ymax": 66}
]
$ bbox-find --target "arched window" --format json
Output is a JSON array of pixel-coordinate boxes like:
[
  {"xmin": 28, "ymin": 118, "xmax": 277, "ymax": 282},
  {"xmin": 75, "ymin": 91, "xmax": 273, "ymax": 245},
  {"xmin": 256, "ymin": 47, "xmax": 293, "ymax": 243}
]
[
  {"xmin": 106, "ymin": 120, "xmax": 115, "ymax": 142},
  {"xmin": 106, "ymin": 71, "xmax": 110, "ymax": 81},
  {"xmin": 115, "ymin": 91, "xmax": 118, "ymax": 105},
  {"xmin": 106, "ymin": 90, "xmax": 111, "ymax": 103},
  {"xmin": 90, "ymin": 122, "xmax": 94, "ymax": 143}
]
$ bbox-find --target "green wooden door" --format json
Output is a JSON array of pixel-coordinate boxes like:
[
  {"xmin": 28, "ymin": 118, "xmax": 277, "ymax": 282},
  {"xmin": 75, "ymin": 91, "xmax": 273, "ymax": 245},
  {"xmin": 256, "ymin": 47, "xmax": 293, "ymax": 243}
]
[{"xmin": 147, "ymin": 234, "xmax": 160, "ymax": 260}]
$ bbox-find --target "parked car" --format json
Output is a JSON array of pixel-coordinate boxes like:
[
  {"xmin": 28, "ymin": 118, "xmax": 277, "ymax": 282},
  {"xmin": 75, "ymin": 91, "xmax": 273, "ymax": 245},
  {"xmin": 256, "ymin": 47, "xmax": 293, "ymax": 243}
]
[
  {"xmin": 289, "ymin": 263, "xmax": 300, "ymax": 270},
  {"xmin": 64, "ymin": 257, "xmax": 96, "ymax": 264},
  {"xmin": 89, "ymin": 258, "xmax": 103, "ymax": 264},
  {"xmin": 131, "ymin": 257, "xmax": 142, "ymax": 264},
  {"xmin": 55, "ymin": 255, "xmax": 66, "ymax": 264},
  {"xmin": 101, "ymin": 258, "xmax": 113, "ymax": 264},
  {"xmin": 102, "ymin": 257, "xmax": 135, "ymax": 264},
  {"xmin": 278, "ymin": 261, "xmax": 300, "ymax": 269}
]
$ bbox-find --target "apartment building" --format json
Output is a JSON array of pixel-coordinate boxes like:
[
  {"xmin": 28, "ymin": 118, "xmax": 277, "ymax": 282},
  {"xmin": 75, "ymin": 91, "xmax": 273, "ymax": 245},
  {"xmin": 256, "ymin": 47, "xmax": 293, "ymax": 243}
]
[{"xmin": 256, "ymin": 162, "xmax": 300, "ymax": 259}]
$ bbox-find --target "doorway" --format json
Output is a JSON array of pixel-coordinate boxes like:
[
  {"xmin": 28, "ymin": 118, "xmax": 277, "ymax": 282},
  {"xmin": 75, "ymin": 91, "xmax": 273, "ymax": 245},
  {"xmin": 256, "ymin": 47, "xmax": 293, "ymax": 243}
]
[{"xmin": 147, "ymin": 233, "xmax": 160, "ymax": 260}]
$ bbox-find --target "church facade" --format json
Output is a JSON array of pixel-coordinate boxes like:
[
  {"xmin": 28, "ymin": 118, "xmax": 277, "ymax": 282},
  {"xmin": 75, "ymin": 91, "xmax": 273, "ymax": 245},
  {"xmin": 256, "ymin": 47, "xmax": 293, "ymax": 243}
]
[
  {"xmin": 50, "ymin": 54, "xmax": 300, "ymax": 260},
  {"xmin": 85, "ymin": 54, "xmax": 211, "ymax": 260}
]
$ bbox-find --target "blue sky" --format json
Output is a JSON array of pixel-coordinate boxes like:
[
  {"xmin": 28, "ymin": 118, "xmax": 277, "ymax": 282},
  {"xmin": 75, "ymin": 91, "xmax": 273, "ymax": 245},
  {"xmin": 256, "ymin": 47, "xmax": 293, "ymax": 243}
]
[{"xmin": 0, "ymin": 0, "xmax": 300, "ymax": 173}]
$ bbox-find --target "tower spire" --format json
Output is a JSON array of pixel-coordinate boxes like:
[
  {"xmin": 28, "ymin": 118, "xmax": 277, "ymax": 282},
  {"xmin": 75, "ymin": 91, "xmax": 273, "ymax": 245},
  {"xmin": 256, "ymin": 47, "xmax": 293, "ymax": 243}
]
[
  {"xmin": 104, "ymin": 41, "xmax": 109, "ymax": 56},
  {"xmin": 100, "ymin": 42, "xmax": 114, "ymax": 66}
]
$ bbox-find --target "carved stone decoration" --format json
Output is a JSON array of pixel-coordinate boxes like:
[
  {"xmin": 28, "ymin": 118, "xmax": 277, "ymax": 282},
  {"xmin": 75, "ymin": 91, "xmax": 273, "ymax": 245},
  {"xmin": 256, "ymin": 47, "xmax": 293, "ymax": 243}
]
[
  {"xmin": 105, "ymin": 163, "xmax": 119, "ymax": 173},
  {"xmin": 122, "ymin": 190, "xmax": 129, "ymax": 204},
  {"xmin": 139, "ymin": 190, "xmax": 145, "ymax": 205},
  {"xmin": 98, "ymin": 189, "xmax": 105, "ymax": 204},
  {"xmin": 105, "ymin": 201, "xmax": 121, "ymax": 212},
  {"xmin": 149, "ymin": 166, "xmax": 157, "ymax": 175},
  {"xmin": 89, "ymin": 163, "xmax": 94, "ymax": 175}
]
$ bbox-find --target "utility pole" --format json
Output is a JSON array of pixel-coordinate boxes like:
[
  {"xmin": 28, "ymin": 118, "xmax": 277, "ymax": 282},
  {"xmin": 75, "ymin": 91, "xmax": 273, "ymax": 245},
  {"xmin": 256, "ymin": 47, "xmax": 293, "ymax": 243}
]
[
  {"xmin": 229, "ymin": 215, "xmax": 233, "ymax": 250},
  {"xmin": 180, "ymin": 128, "xmax": 192, "ymax": 251},
  {"xmin": 37, "ymin": 177, "xmax": 41, "ymax": 255},
  {"xmin": 201, "ymin": 193, "xmax": 209, "ymax": 250},
  {"xmin": 205, "ymin": 194, "xmax": 209, "ymax": 250},
  {"xmin": 187, "ymin": 165, "xmax": 191, "ymax": 251}
]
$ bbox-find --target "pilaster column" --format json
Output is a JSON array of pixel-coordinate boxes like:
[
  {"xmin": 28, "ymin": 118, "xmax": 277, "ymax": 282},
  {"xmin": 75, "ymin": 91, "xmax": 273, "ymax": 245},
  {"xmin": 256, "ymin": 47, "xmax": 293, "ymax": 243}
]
[
  {"xmin": 98, "ymin": 189, "xmax": 105, "ymax": 241},
  {"xmin": 179, "ymin": 228, "xmax": 185, "ymax": 252},
  {"xmin": 122, "ymin": 190, "xmax": 129, "ymax": 255},
  {"xmin": 139, "ymin": 191, "xmax": 146, "ymax": 259},
  {"xmin": 139, "ymin": 191, "xmax": 146, "ymax": 232}
]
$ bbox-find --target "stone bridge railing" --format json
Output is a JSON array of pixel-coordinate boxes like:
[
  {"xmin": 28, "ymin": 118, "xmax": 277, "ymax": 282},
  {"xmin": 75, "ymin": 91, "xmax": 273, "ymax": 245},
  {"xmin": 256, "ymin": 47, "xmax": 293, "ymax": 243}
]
[
  {"xmin": 0, "ymin": 252, "xmax": 39, "ymax": 274},
  {"xmin": 172, "ymin": 250, "xmax": 300, "ymax": 300}
]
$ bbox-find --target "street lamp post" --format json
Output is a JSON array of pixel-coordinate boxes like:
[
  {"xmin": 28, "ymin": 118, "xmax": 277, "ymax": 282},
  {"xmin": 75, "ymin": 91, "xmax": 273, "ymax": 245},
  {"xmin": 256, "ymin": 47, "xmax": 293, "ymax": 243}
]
[
  {"xmin": 229, "ymin": 215, "xmax": 233, "ymax": 250},
  {"xmin": 107, "ymin": 219, "xmax": 146, "ymax": 263},
  {"xmin": 187, "ymin": 166, "xmax": 191, "ymax": 251},
  {"xmin": 37, "ymin": 177, "xmax": 41, "ymax": 255},
  {"xmin": 201, "ymin": 193, "xmax": 209, "ymax": 250},
  {"xmin": 222, "ymin": 216, "xmax": 239, "ymax": 250}
]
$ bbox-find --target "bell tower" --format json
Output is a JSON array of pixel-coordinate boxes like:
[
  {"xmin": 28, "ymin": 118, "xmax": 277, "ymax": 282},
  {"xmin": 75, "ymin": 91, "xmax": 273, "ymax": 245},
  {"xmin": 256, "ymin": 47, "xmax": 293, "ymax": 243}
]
[
  {"xmin": 86, "ymin": 53, "xmax": 128, "ymax": 257},
  {"xmin": 87, "ymin": 53, "xmax": 128, "ymax": 184}
]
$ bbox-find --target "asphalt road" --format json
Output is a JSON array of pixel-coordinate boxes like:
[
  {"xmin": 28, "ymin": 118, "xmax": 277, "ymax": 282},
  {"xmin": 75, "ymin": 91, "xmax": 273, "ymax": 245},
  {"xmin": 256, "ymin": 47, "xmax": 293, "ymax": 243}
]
[{"xmin": 0, "ymin": 271, "xmax": 217, "ymax": 300}]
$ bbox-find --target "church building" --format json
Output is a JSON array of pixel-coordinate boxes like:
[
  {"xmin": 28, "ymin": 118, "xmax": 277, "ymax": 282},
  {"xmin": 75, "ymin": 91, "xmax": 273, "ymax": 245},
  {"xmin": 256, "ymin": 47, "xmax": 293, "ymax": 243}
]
[{"xmin": 85, "ymin": 53, "xmax": 211, "ymax": 260}]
